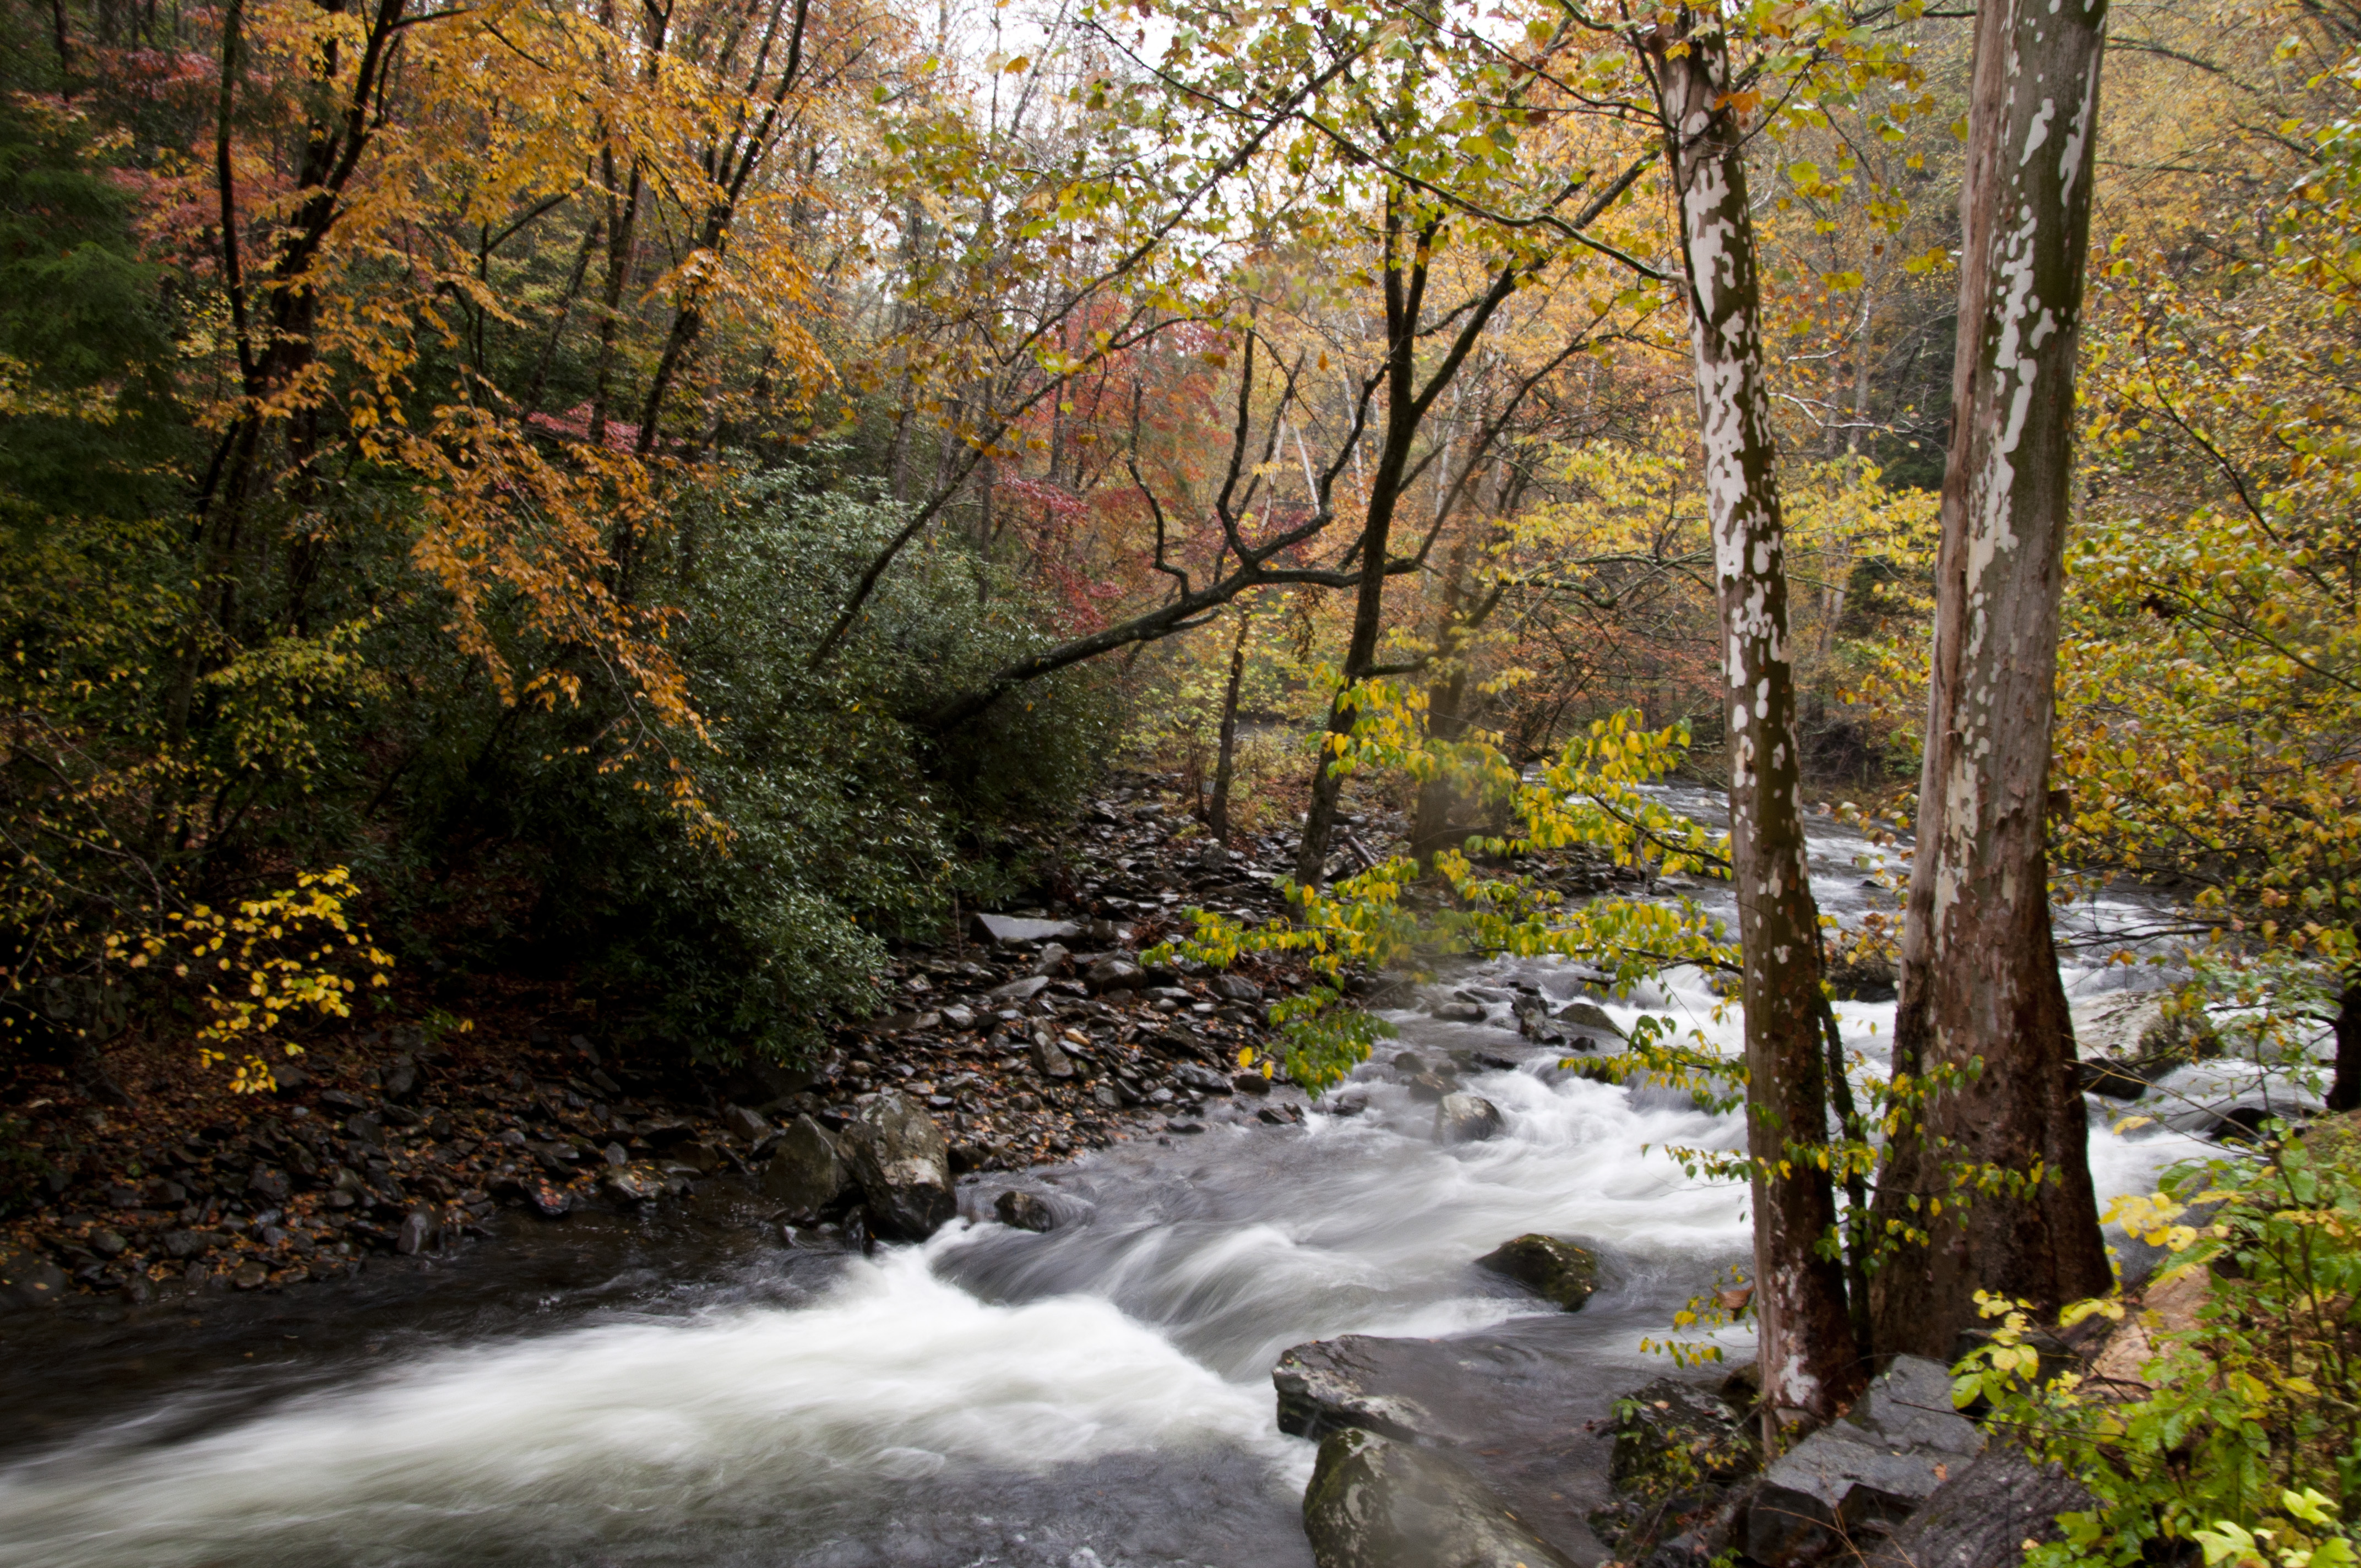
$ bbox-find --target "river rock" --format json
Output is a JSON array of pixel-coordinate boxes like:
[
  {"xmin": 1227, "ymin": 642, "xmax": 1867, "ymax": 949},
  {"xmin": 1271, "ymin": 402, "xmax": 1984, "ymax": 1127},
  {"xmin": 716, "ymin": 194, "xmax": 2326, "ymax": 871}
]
[
  {"xmin": 1212, "ymin": 973, "xmax": 1264, "ymax": 1004},
  {"xmin": 396, "ymin": 1208, "xmax": 440, "ymax": 1255},
  {"xmin": 761, "ymin": 1115, "xmax": 849, "ymax": 1217},
  {"xmin": 602, "ymin": 1167, "xmax": 663, "ymax": 1204},
  {"xmin": 1275, "ymin": 1337, "xmax": 1438, "ymax": 1442},
  {"xmin": 1475, "ymin": 1234, "xmax": 1597, "ymax": 1310},
  {"xmin": 1086, "ymin": 957, "xmax": 1146, "ymax": 993},
  {"xmin": 1435, "ymin": 1092, "xmax": 1503, "ymax": 1143},
  {"xmin": 1173, "ymin": 1062, "xmax": 1230, "ymax": 1095},
  {"xmin": 837, "ymin": 1092, "xmax": 955, "ymax": 1241},
  {"xmin": 994, "ymin": 1190, "xmax": 1056, "ymax": 1232},
  {"xmin": 246, "ymin": 1164, "xmax": 291, "ymax": 1204},
  {"xmin": 1033, "ymin": 942, "xmax": 1074, "ymax": 978},
  {"xmin": 1608, "ymin": 1376, "xmax": 1761, "ymax": 1499},
  {"xmin": 1745, "ymin": 1354, "xmax": 1985, "ymax": 1567},
  {"xmin": 2075, "ymin": 1056, "xmax": 2159, "ymax": 1099},
  {"xmin": 973, "ymin": 913, "xmax": 1081, "ymax": 945},
  {"xmin": 1030, "ymin": 1037, "xmax": 1077, "ymax": 1080},
  {"xmin": 1554, "ymin": 1001, "xmax": 1625, "ymax": 1041},
  {"xmin": 721, "ymin": 1103, "xmax": 771, "ymax": 1142},
  {"xmin": 1430, "ymin": 1000, "xmax": 1488, "ymax": 1023},
  {"xmin": 380, "ymin": 1054, "xmax": 421, "ymax": 1102},
  {"xmin": 989, "ymin": 974, "xmax": 1051, "ymax": 1001},
  {"xmin": 1232, "ymin": 1070, "xmax": 1272, "ymax": 1096},
  {"xmin": 1301, "ymin": 1427, "xmax": 1580, "ymax": 1568},
  {"xmin": 0, "ymin": 1246, "xmax": 68, "ymax": 1310}
]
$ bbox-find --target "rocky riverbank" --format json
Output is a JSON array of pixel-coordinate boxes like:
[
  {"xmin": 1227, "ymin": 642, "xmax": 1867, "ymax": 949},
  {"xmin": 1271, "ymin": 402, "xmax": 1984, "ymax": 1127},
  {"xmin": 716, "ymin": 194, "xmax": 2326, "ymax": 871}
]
[{"xmin": 0, "ymin": 772, "xmax": 1390, "ymax": 1315}]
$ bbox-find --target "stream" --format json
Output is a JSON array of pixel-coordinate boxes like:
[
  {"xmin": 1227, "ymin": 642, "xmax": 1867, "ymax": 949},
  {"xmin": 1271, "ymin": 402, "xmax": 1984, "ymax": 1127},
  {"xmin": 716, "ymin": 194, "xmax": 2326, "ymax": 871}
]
[{"xmin": 0, "ymin": 805, "xmax": 2241, "ymax": 1568}]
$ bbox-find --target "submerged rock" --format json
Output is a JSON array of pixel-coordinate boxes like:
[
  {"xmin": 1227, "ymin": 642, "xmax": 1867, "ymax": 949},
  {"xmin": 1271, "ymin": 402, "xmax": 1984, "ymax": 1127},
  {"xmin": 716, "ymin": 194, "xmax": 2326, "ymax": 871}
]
[
  {"xmin": 1435, "ymin": 1092, "xmax": 1503, "ymax": 1143},
  {"xmin": 993, "ymin": 1190, "xmax": 1057, "ymax": 1232},
  {"xmin": 1475, "ymin": 1234, "xmax": 1598, "ymax": 1310},
  {"xmin": 1302, "ymin": 1427, "xmax": 1579, "ymax": 1568},
  {"xmin": 836, "ymin": 1091, "xmax": 955, "ymax": 1241}
]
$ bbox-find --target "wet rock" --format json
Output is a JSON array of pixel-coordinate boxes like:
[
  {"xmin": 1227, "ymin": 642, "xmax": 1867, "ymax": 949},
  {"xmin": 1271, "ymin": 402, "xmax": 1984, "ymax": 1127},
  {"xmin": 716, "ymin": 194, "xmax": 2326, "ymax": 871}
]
[
  {"xmin": 1302, "ymin": 1427, "xmax": 1580, "ymax": 1568},
  {"xmin": 939, "ymin": 1004, "xmax": 977, "ymax": 1030},
  {"xmin": 602, "ymin": 1167, "xmax": 664, "ymax": 1204},
  {"xmin": 1406, "ymin": 1071, "xmax": 1456, "ymax": 1103},
  {"xmin": 1823, "ymin": 952, "xmax": 1898, "ymax": 1001},
  {"xmin": 1609, "ymin": 1376, "xmax": 1761, "ymax": 1500},
  {"xmin": 1430, "ymin": 1000, "xmax": 1488, "ymax": 1023},
  {"xmin": 989, "ymin": 975, "xmax": 1051, "ymax": 1002},
  {"xmin": 760, "ymin": 1115, "xmax": 849, "ymax": 1217},
  {"xmin": 837, "ymin": 1091, "xmax": 956, "ymax": 1242},
  {"xmin": 1212, "ymin": 974, "xmax": 1265, "ymax": 1004},
  {"xmin": 0, "ymin": 1247, "xmax": 68, "ymax": 1310},
  {"xmin": 1275, "ymin": 1337, "xmax": 1438, "ymax": 1442},
  {"xmin": 1030, "ymin": 1037, "xmax": 1078, "ymax": 1080},
  {"xmin": 247, "ymin": 1165, "xmax": 291, "ymax": 1204},
  {"xmin": 1745, "ymin": 1355, "xmax": 1984, "ymax": 1567},
  {"xmin": 1232, "ymin": 1071, "xmax": 1272, "ymax": 1097},
  {"xmin": 973, "ymin": 913, "xmax": 1082, "ymax": 945},
  {"xmin": 161, "ymin": 1229, "xmax": 221, "ymax": 1261},
  {"xmin": 232, "ymin": 1260, "xmax": 270, "ymax": 1290},
  {"xmin": 525, "ymin": 1180, "xmax": 573, "ymax": 1218},
  {"xmin": 90, "ymin": 1228, "xmax": 126, "ymax": 1258},
  {"xmin": 396, "ymin": 1209, "xmax": 439, "ymax": 1255},
  {"xmin": 1033, "ymin": 942, "xmax": 1074, "ymax": 978},
  {"xmin": 1476, "ymin": 1234, "xmax": 1598, "ymax": 1310},
  {"xmin": 1086, "ymin": 957, "xmax": 1146, "ymax": 994},
  {"xmin": 2074, "ymin": 1057, "xmax": 2155, "ymax": 1100},
  {"xmin": 1173, "ymin": 1063, "xmax": 1230, "ymax": 1095},
  {"xmin": 1554, "ymin": 1001, "xmax": 1625, "ymax": 1041},
  {"xmin": 994, "ymin": 1190, "xmax": 1056, "ymax": 1232},
  {"xmin": 1861, "ymin": 1444, "xmax": 2092, "ymax": 1568},
  {"xmin": 1435, "ymin": 1093, "xmax": 1504, "ymax": 1143}
]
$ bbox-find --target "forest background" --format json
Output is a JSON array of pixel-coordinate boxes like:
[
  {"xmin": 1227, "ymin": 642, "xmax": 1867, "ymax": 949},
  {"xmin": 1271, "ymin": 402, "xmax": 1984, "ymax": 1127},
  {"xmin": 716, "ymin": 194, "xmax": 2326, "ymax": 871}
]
[{"xmin": 0, "ymin": 0, "xmax": 2352, "ymax": 1149}]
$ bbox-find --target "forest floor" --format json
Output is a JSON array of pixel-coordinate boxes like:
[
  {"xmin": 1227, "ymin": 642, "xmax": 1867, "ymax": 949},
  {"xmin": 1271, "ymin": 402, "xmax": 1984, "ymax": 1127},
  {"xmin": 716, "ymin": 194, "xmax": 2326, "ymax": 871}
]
[{"xmin": 0, "ymin": 771, "xmax": 1429, "ymax": 1314}]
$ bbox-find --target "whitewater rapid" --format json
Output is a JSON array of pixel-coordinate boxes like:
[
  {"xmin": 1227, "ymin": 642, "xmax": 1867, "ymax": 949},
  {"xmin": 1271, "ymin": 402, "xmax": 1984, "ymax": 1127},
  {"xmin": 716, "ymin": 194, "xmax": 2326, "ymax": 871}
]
[{"xmin": 0, "ymin": 806, "xmax": 2221, "ymax": 1568}]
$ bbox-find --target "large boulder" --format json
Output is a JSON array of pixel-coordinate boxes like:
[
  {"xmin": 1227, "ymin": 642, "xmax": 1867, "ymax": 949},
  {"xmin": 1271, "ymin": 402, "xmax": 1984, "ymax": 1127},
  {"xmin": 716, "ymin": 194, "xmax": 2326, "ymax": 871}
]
[
  {"xmin": 1862, "ymin": 1444, "xmax": 2092, "ymax": 1568},
  {"xmin": 1745, "ymin": 1355, "xmax": 1985, "ymax": 1568},
  {"xmin": 836, "ymin": 1092, "xmax": 956, "ymax": 1241},
  {"xmin": 1475, "ymin": 1234, "xmax": 1598, "ymax": 1311},
  {"xmin": 1435, "ymin": 1092, "xmax": 1504, "ymax": 1143},
  {"xmin": 1302, "ymin": 1427, "xmax": 1580, "ymax": 1568},
  {"xmin": 761, "ymin": 1115, "xmax": 849, "ymax": 1218}
]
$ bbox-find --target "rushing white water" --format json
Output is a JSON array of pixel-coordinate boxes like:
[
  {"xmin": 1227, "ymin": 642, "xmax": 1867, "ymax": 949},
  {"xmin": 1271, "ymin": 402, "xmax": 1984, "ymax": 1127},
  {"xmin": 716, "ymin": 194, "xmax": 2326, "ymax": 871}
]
[{"xmin": 0, "ymin": 808, "xmax": 2229, "ymax": 1568}]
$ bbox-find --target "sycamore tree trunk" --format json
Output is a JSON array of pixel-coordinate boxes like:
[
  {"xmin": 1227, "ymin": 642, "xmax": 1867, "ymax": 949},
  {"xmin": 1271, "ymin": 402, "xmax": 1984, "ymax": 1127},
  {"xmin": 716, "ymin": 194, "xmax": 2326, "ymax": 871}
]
[
  {"xmin": 1652, "ymin": 15, "xmax": 1863, "ymax": 1425},
  {"xmin": 1869, "ymin": 0, "xmax": 2113, "ymax": 1361}
]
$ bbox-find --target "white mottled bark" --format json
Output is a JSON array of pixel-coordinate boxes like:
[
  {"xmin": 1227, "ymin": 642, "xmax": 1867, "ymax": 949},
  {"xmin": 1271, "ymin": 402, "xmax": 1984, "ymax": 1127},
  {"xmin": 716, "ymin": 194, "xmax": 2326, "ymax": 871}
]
[
  {"xmin": 1651, "ymin": 13, "xmax": 1863, "ymax": 1423},
  {"xmin": 1871, "ymin": 0, "xmax": 2113, "ymax": 1359}
]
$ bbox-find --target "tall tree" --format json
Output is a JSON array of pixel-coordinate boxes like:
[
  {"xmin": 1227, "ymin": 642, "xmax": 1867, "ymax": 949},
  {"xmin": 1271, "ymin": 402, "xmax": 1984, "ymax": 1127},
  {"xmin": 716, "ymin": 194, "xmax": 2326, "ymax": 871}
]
[
  {"xmin": 1869, "ymin": 0, "xmax": 2114, "ymax": 1360},
  {"xmin": 1642, "ymin": 7, "xmax": 1863, "ymax": 1424}
]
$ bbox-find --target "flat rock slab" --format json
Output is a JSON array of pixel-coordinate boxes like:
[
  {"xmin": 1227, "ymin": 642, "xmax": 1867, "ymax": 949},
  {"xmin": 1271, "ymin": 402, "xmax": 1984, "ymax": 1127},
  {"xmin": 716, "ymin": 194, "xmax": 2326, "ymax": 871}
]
[
  {"xmin": 1747, "ymin": 1355, "xmax": 1986, "ymax": 1567},
  {"xmin": 1274, "ymin": 1316, "xmax": 1694, "ymax": 1561},
  {"xmin": 972, "ymin": 913, "xmax": 1082, "ymax": 945}
]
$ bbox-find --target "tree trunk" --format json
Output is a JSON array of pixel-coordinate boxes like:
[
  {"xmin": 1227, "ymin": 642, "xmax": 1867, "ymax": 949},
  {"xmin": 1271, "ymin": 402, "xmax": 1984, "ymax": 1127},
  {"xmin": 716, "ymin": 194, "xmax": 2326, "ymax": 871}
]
[
  {"xmin": 1652, "ymin": 13, "xmax": 1863, "ymax": 1425},
  {"xmin": 1412, "ymin": 537, "xmax": 1476, "ymax": 862},
  {"xmin": 1208, "ymin": 608, "xmax": 1252, "ymax": 843},
  {"xmin": 1869, "ymin": 0, "xmax": 2113, "ymax": 1362},
  {"xmin": 2325, "ymin": 971, "xmax": 2360, "ymax": 1113}
]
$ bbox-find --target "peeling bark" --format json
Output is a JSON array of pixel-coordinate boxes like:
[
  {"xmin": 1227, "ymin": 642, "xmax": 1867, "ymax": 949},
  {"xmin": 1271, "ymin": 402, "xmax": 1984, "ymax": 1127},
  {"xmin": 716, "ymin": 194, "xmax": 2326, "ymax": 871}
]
[
  {"xmin": 1869, "ymin": 0, "xmax": 2113, "ymax": 1360},
  {"xmin": 1650, "ymin": 14, "xmax": 1863, "ymax": 1423}
]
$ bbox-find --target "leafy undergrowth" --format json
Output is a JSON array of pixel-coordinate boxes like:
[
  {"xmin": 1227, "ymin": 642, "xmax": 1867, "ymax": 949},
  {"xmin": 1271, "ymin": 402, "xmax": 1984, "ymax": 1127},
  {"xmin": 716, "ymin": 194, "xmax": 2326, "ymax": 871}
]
[{"xmin": 1958, "ymin": 1117, "xmax": 2361, "ymax": 1566}]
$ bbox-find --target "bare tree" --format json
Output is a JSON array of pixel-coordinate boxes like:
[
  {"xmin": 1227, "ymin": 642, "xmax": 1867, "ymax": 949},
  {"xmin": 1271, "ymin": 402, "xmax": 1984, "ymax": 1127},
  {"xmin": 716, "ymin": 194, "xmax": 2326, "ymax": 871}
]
[{"xmin": 1869, "ymin": 0, "xmax": 2113, "ymax": 1360}]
